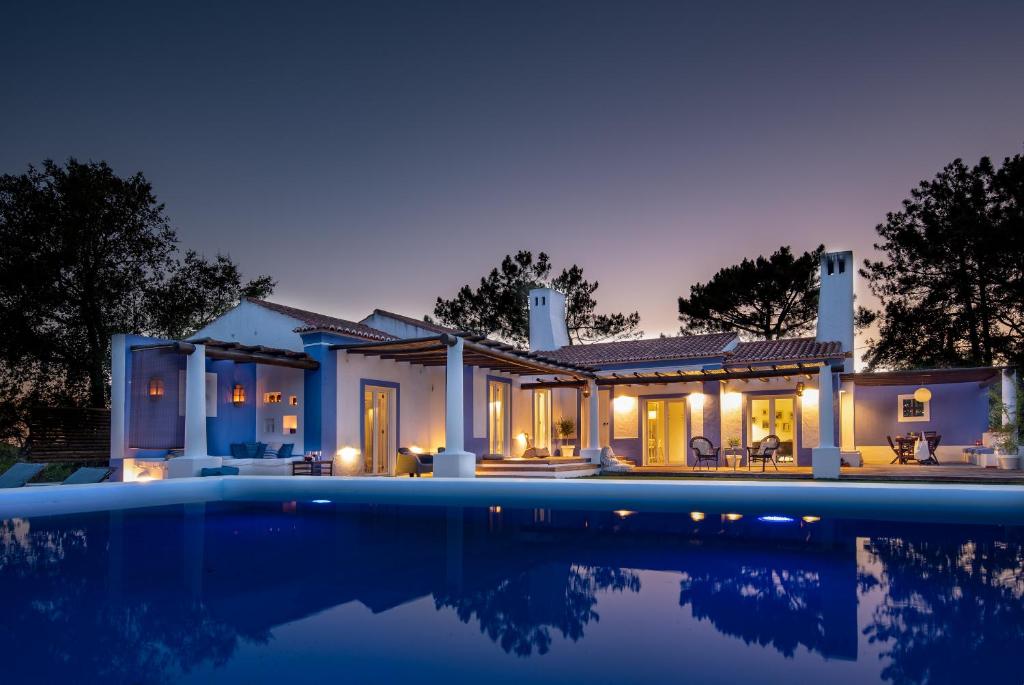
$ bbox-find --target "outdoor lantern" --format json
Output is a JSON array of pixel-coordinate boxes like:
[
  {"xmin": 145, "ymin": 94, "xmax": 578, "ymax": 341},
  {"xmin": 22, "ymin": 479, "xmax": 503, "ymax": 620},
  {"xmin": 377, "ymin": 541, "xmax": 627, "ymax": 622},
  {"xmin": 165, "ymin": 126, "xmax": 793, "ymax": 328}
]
[
  {"xmin": 913, "ymin": 387, "xmax": 932, "ymax": 403},
  {"xmin": 232, "ymin": 384, "xmax": 246, "ymax": 406},
  {"xmin": 795, "ymin": 381, "xmax": 805, "ymax": 397},
  {"xmin": 147, "ymin": 377, "xmax": 164, "ymax": 400}
]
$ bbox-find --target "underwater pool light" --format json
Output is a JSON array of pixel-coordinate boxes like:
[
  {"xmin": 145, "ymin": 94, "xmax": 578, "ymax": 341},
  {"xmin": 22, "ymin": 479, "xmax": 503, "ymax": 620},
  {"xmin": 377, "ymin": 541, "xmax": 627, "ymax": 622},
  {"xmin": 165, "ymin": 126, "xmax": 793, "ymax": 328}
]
[
  {"xmin": 311, "ymin": 499, "xmax": 332, "ymax": 504},
  {"xmin": 758, "ymin": 515, "xmax": 795, "ymax": 523}
]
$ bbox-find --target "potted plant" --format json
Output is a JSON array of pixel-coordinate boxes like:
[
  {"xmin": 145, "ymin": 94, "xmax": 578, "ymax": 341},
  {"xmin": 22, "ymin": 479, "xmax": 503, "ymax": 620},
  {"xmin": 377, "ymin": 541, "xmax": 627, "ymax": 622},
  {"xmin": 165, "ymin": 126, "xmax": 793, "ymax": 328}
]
[
  {"xmin": 725, "ymin": 438, "xmax": 742, "ymax": 468},
  {"xmin": 556, "ymin": 417, "xmax": 576, "ymax": 457},
  {"xmin": 989, "ymin": 384, "xmax": 1022, "ymax": 470}
]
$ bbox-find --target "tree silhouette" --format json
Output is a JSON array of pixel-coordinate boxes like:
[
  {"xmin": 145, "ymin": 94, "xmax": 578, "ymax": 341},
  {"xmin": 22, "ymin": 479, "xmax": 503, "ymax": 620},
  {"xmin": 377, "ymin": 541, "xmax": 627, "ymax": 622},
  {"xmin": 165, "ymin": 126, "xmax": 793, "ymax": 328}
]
[
  {"xmin": 860, "ymin": 534, "xmax": 1024, "ymax": 684},
  {"xmin": 435, "ymin": 563, "xmax": 640, "ymax": 656}
]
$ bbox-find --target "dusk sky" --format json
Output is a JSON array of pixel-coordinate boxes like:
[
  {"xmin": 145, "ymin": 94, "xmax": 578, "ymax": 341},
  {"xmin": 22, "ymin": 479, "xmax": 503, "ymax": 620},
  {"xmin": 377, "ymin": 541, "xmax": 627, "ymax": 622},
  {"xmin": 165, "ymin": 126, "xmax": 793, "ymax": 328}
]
[{"xmin": 3, "ymin": 0, "xmax": 1023, "ymax": 348}]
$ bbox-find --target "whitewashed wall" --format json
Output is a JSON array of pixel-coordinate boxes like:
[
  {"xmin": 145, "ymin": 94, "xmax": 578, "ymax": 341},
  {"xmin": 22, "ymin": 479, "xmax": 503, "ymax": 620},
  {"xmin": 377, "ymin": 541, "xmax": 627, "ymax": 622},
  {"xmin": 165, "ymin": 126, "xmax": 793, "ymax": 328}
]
[
  {"xmin": 360, "ymin": 312, "xmax": 442, "ymax": 340},
  {"xmin": 192, "ymin": 301, "xmax": 305, "ymax": 351},
  {"xmin": 256, "ymin": 365, "xmax": 305, "ymax": 452},
  {"xmin": 335, "ymin": 352, "xmax": 446, "ymax": 466}
]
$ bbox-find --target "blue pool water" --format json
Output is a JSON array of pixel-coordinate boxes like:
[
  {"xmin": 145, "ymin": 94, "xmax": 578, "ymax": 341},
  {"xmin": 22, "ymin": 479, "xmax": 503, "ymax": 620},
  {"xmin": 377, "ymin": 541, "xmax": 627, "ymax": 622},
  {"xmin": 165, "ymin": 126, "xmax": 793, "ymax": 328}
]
[{"xmin": 1, "ymin": 501, "xmax": 1021, "ymax": 684}]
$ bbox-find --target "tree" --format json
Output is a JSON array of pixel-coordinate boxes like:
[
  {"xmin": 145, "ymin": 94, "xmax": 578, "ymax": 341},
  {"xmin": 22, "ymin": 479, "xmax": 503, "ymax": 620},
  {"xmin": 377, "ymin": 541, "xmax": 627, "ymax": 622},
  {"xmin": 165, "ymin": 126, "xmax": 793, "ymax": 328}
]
[
  {"xmin": 146, "ymin": 251, "xmax": 274, "ymax": 340},
  {"xmin": 0, "ymin": 158, "xmax": 273, "ymax": 429},
  {"xmin": 858, "ymin": 152, "xmax": 1024, "ymax": 370},
  {"xmin": 432, "ymin": 251, "xmax": 641, "ymax": 346},
  {"xmin": 677, "ymin": 245, "xmax": 824, "ymax": 340}
]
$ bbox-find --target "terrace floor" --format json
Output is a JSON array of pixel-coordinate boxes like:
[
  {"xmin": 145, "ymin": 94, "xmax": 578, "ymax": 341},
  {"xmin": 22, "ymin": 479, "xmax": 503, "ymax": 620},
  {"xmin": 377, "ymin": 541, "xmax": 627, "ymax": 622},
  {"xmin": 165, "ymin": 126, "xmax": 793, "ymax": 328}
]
[{"xmin": 616, "ymin": 462, "xmax": 1024, "ymax": 484}]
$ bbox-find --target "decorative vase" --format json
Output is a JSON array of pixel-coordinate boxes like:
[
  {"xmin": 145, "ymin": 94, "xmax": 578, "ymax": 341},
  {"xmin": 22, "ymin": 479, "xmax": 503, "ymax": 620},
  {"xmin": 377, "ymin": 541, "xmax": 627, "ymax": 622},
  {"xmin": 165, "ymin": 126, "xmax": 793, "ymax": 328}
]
[
  {"xmin": 559, "ymin": 445, "xmax": 575, "ymax": 457},
  {"xmin": 996, "ymin": 453, "xmax": 1020, "ymax": 470}
]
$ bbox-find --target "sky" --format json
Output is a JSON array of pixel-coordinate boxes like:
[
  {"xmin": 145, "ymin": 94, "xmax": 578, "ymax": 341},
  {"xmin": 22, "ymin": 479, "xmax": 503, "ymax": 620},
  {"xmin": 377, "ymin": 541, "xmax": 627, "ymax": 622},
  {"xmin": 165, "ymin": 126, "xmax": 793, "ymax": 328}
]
[{"xmin": 2, "ymin": 0, "xmax": 1023, "ymax": 352}]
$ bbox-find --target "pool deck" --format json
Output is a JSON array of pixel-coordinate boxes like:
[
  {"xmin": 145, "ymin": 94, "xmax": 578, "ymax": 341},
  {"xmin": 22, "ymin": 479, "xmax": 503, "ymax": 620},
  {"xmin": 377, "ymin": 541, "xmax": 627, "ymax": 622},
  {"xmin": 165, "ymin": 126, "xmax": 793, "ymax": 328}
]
[{"xmin": 622, "ymin": 463, "xmax": 1024, "ymax": 485}]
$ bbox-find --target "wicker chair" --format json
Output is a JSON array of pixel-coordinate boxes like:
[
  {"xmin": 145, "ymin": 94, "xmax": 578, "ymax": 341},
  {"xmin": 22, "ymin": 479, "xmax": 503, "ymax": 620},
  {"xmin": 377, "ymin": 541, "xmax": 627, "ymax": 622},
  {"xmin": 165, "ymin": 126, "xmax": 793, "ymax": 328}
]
[
  {"xmin": 689, "ymin": 436, "xmax": 720, "ymax": 470},
  {"xmin": 747, "ymin": 435, "xmax": 781, "ymax": 471}
]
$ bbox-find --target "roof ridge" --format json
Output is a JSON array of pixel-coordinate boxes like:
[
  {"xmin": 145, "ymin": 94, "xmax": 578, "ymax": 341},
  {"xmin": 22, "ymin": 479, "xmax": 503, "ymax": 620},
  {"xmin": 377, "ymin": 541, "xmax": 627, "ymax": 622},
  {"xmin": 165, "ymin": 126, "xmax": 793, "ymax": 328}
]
[
  {"xmin": 370, "ymin": 308, "xmax": 459, "ymax": 335},
  {"xmin": 245, "ymin": 298, "xmax": 395, "ymax": 341}
]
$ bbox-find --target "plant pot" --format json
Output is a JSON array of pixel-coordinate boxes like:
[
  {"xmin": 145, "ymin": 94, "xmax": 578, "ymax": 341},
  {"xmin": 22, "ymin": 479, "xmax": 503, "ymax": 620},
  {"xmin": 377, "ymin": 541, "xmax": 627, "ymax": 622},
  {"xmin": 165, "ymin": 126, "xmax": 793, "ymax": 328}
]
[
  {"xmin": 996, "ymin": 453, "xmax": 1020, "ymax": 470},
  {"xmin": 558, "ymin": 445, "xmax": 576, "ymax": 457}
]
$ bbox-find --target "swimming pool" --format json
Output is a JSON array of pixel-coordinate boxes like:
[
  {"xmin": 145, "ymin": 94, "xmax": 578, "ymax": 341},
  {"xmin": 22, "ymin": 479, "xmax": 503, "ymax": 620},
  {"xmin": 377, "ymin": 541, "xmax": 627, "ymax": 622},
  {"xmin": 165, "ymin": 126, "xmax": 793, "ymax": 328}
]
[{"xmin": 2, "ymin": 485, "xmax": 1022, "ymax": 684}]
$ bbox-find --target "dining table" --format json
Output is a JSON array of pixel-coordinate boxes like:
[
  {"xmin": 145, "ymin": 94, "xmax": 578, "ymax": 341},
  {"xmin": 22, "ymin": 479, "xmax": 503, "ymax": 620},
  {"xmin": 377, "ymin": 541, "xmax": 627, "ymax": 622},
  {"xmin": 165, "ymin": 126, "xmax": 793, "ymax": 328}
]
[{"xmin": 892, "ymin": 433, "xmax": 940, "ymax": 465}]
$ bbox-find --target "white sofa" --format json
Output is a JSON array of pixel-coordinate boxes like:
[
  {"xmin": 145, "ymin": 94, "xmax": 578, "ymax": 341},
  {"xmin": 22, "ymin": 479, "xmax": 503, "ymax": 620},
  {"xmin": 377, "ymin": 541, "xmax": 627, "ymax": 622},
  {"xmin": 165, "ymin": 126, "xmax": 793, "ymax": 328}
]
[{"xmin": 219, "ymin": 456, "xmax": 305, "ymax": 476}]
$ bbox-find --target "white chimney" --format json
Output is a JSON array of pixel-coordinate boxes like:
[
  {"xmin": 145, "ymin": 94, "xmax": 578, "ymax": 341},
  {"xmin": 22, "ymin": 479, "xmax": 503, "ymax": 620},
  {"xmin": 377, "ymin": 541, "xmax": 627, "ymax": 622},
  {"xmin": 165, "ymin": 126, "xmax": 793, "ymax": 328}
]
[
  {"xmin": 529, "ymin": 287, "xmax": 570, "ymax": 352},
  {"xmin": 816, "ymin": 250, "xmax": 855, "ymax": 372}
]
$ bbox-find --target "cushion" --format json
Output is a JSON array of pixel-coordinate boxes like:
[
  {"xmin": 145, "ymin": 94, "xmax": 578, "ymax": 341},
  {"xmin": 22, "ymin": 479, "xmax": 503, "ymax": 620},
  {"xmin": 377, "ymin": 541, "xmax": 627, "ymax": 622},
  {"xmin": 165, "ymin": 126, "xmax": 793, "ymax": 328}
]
[
  {"xmin": 200, "ymin": 466, "xmax": 240, "ymax": 477},
  {"xmin": 230, "ymin": 443, "xmax": 248, "ymax": 459},
  {"xmin": 278, "ymin": 443, "xmax": 294, "ymax": 459},
  {"xmin": 253, "ymin": 443, "xmax": 267, "ymax": 459},
  {"xmin": 244, "ymin": 442, "xmax": 260, "ymax": 458},
  {"xmin": 533, "ymin": 447, "xmax": 551, "ymax": 458},
  {"xmin": 134, "ymin": 449, "xmax": 168, "ymax": 459},
  {"xmin": 264, "ymin": 443, "xmax": 281, "ymax": 459}
]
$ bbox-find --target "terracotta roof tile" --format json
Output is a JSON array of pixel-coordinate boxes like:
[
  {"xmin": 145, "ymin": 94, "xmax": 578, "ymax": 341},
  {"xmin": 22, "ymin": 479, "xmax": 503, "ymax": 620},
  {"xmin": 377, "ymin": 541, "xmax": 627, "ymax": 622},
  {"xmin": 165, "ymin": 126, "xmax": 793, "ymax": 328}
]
[
  {"xmin": 246, "ymin": 299, "xmax": 396, "ymax": 341},
  {"xmin": 728, "ymin": 338, "xmax": 845, "ymax": 364},
  {"xmin": 541, "ymin": 332, "xmax": 738, "ymax": 366}
]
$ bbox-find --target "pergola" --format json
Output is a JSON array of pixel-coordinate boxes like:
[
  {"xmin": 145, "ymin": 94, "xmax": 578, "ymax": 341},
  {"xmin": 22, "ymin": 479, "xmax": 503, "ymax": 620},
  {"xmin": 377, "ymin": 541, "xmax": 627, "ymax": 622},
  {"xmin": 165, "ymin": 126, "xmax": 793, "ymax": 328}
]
[
  {"xmin": 334, "ymin": 333, "xmax": 599, "ymax": 476},
  {"xmin": 132, "ymin": 338, "xmax": 319, "ymax": 370},
  {"xmin": 128, "ymin": 338, "xmax": 318, "ymax": 462},
  {"xmin": 332, "ymin": 334, "xmax": 593, "ymax": 378}
]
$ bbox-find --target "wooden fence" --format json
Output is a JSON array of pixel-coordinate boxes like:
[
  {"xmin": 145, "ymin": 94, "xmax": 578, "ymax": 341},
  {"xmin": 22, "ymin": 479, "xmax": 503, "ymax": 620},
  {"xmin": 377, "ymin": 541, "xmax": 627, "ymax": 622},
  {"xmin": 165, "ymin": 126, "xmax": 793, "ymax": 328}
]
[{"xmin": 23, "ymin": 407, "xmax": 111, "ymax": 463}]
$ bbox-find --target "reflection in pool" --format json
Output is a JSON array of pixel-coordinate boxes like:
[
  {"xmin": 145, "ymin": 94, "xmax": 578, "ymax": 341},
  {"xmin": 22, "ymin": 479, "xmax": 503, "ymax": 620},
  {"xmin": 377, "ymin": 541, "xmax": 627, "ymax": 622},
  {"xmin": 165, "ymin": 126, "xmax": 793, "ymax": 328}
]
[{"xmin": 0, "ymin": 503, "xmax": 1021, "ymax": 684}]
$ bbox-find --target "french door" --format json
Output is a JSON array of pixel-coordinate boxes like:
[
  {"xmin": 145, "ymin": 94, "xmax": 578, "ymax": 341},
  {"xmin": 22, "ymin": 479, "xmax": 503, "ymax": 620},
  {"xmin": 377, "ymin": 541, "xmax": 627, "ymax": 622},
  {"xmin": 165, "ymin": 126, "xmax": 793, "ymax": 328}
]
[
  {"xmin": 643, "ymin": 398, "xmax": 687, "ymax": 466},
  {"xmin": 748, "ymin": 396, "xmax": 796, "ymax": 463},
  {"xmin": 533, "ymin": 389, "xmax": 551, "ymax": 451},
  {"xmin": 363, "ymin": 386, "xmax": 395, "ymax": 475},
  {"xmin": 488, "ymin": 380, "xmax": 511, "ymax": 456}
]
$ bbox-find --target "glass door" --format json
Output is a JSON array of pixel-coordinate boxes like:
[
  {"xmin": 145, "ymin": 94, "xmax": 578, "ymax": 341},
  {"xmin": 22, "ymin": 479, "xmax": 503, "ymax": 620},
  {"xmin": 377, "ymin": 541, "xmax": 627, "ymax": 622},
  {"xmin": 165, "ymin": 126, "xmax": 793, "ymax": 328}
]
[
  {"xmin": 749, "ymin": 396, "xmax": 796, "ymax": 464},
  {"xmin": 645, "ymin": 400, "xmax": 665, "ymax": 465},
  {"xmin": 643, "ymin": 399, "xmax": 687, "ymax": 466},
  {"xmin": 533, "ymin": 389, "xmax": 551, "ymax": 451},
  {"xmin": 363, "ymin": 386, "xmax": 394, "ymax": 475},
  {"xmin": 488, "ymin": 380, "xmax": 510, "ymax": 456}
]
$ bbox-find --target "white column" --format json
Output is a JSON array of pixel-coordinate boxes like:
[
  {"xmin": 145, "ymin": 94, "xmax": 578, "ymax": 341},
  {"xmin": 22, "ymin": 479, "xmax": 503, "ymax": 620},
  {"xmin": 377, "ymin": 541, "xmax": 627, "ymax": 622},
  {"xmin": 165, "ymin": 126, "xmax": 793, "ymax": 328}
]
[
  {"xmin": 812, "ymin": 365, "xmax": 841, "ymax": 479},
  {"xmin": 581, "ymin": 380, "xmax": 602, "ymax": 464},
  {"xmin": 435, "ymin": 336, "xmax": 476, "ymax": 477},
  {"xmin": 1002, "ymin": 369, "xmax": 1017, "ymax": 426},
  {"xmin": 183, "ymin": 344, "xmax": 208, "ymax": 458},
  {"xmin": 110, "ymin": 334, "xmax": 127, "ymax": 464}
]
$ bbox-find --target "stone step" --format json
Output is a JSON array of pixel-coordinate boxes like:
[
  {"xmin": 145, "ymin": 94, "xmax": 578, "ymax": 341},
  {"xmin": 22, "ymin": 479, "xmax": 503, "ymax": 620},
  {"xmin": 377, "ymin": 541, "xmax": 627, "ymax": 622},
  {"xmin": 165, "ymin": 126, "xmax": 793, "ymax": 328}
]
[
  {"xmin": 477, "ymin": 461, "xmax": 595, "ymax": 472},
  {"xmin": 476, "ymin": 466, "xmax": 601, "ymax": 479}
]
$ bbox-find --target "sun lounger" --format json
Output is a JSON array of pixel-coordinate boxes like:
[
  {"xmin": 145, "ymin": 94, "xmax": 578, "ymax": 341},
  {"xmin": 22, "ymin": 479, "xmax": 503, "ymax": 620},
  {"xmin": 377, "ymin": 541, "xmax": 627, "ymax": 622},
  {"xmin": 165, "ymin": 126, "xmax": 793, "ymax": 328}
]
[
  {"xmin": 60, "ymin": 467, "xmax": 114, "ymax": 485},
  {"xmin": 0, "ymin": 462, "xmax": 45, "ymax": 488}
]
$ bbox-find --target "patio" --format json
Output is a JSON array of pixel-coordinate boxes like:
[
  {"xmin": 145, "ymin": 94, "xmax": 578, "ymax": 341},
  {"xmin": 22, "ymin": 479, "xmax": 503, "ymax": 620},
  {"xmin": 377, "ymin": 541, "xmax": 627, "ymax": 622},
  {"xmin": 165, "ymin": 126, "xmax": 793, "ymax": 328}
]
[{"xmin": 617, "ymin": 462, "xmax": 1024, "ymax": 484}]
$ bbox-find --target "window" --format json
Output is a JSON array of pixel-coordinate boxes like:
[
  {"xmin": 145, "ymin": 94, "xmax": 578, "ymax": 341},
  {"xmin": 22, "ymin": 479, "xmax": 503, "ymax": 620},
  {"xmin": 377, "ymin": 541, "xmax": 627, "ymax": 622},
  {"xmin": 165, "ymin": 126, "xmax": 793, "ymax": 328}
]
[
  {"xmin": 283, "ymin": 415, "xmax": 298, "ymax": 434},
  {"xmin": 897, "ymin": 394, "xmax": 930, "ymax": 422},
  {"xmin": 264, "ymin": 391, "xmax": 282, "ymax": 404}
]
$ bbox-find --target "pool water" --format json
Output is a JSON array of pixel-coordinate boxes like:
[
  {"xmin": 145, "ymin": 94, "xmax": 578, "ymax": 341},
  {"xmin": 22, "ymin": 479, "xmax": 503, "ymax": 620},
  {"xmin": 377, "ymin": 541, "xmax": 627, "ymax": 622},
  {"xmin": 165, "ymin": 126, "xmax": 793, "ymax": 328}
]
[{"xmin": 1, "ymin": 501, "xmax": 1021, "ymax": 684}]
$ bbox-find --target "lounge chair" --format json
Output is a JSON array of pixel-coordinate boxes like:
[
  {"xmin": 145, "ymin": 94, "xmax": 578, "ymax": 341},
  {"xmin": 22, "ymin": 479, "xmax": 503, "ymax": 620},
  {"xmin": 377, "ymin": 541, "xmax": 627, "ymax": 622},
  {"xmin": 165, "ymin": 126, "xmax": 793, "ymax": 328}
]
[
  {"xmin": 747, "ymin": 435, "xmax": 781, "ymax": 471},
  {"xmin": 689, "ymin": 436, "xmax": 720, "ymax": 470},
  {"xmin": 0, "ymin": 462, "xmax": 45, "ymax": 488},
  {"xmin": 396, "ymin": 447, "xmax": 433, "ymax": 477},
  {"xmin": 60, "ymin": 467, "xmax": 114, "ymax": 485}
]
